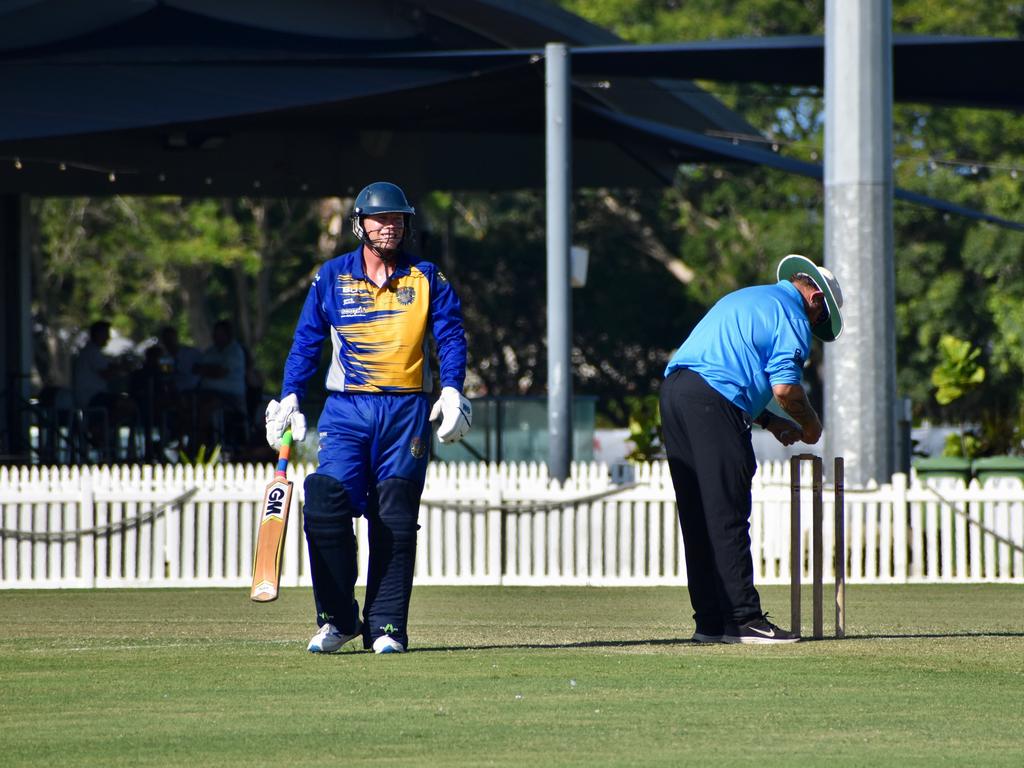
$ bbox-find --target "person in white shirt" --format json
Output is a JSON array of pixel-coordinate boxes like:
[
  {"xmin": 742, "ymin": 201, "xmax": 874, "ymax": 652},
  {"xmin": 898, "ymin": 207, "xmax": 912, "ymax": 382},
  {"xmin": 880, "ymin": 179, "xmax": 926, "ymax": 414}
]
[
  {"xmin": 73, "ymin": 321, "xmax": 119, "ymax": 409},
  {"xmin": 72, "ymin": 320, "xmax": 137, "ymax": 458},
  {"xmin": 193, "ymin": 319, "xmax": 248, "ymax": 449},
  {"xmin": 158, "ymin": 326, "xmax": 201, "ymax": 394}
]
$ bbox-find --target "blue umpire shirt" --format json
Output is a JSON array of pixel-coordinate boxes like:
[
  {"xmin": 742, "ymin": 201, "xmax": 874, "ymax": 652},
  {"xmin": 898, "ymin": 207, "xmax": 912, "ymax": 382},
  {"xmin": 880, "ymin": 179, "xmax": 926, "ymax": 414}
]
[{"xmin": 664, "ymin": 280, "xmax": 811, "ymax": 418}]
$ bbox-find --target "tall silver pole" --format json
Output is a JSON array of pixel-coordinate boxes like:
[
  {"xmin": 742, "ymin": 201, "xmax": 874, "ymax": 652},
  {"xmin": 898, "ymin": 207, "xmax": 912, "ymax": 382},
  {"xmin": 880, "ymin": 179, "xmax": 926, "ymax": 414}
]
[
  {"xmin": 824, "ymin": 0, "xmax": 895, "ymax": 486},
  {"xmin": 545, "ymin": 42, "xmax": 572, "ymax": 482}
]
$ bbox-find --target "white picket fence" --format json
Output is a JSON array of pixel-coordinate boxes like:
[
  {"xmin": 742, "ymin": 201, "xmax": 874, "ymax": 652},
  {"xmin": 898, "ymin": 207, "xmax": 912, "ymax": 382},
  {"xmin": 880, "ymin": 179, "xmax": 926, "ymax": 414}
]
[{"xmin": 1, "ymin": 460, "xmax": 1022, "ymax": 589}]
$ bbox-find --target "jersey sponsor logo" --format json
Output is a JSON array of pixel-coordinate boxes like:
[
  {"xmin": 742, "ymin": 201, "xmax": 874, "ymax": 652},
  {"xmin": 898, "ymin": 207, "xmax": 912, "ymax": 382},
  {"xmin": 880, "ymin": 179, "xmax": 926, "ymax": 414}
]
[
  {"xmin": 340, "ymin": 307, "xmax": 367, "ymax": 317},
  {"xmin": 396, "ymin": 286, "xmax": 416, "ymax": 305},
  {"xmin": 793, "ymin": 348, "xmax": 804, "ymax": 366}
]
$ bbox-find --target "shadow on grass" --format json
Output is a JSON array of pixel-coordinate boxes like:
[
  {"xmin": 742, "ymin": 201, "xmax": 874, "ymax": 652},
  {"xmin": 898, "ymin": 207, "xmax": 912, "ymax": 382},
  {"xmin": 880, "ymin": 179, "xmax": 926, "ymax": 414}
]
[
  {"xmin": 842, "ymin": 631, "xmax": 1024, "ymax": 640},
  {"xmin": 407, "ymin": 631, "xmax": 1024, "ymax": 652},
  {"xmin": 412, "ymin": 637, "xmax": 698, "ymax": 653}
]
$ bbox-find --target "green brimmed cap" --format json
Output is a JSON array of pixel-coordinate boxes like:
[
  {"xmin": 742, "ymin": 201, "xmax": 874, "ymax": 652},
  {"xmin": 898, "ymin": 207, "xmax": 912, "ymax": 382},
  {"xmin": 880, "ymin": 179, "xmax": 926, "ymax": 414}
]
[{"xmin": 777, "ymin": 254, "xmax": 844, "ymax": 342}]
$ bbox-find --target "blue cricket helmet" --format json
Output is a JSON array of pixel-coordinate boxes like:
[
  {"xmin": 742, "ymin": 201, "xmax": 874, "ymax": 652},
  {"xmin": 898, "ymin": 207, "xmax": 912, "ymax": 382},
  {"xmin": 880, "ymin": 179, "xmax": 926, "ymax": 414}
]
[
  {"xmin": 352, "ymin": 181, "xmax": 415, "ymax": 217},
  {"xmin": 351, "ymin": 181, "xmax": 415, "ymax": 248}
]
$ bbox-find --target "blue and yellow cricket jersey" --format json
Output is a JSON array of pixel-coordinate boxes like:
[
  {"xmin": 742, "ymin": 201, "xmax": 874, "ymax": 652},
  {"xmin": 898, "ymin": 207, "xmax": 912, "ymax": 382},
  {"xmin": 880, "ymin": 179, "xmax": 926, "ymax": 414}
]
[{"xmin": 281, "ymin": 247, "xmax": 467, "ymax": 398}]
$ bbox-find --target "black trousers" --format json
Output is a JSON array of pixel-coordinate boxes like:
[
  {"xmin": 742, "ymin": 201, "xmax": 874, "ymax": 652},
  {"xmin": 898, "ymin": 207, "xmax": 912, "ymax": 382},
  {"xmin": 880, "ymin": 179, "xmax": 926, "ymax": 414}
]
[{"xmin": 660, "ymin": 368, "xmax": 762, "ymax": 631}]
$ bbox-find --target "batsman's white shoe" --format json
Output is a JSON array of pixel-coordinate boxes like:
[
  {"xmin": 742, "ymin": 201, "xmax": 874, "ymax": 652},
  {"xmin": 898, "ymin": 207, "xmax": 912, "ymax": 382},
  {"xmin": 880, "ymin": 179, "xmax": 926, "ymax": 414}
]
[
  {"xmin": 307, "ymin": 622, "xmax": 361, "ymax": 654},
  {"xmin": 372, "ymin": 635, "xmax": 406, "ymax": 654}
]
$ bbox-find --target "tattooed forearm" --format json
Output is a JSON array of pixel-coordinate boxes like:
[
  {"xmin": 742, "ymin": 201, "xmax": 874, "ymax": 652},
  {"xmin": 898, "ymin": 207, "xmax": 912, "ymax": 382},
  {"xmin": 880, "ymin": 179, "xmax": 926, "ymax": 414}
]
[
  {"xmin": 776, "ymin": 387, "xmax": 811, "ymax": 420},
  {"xmin": 772, "ymin": 383, "xmax": 823, "ymax": 444}
]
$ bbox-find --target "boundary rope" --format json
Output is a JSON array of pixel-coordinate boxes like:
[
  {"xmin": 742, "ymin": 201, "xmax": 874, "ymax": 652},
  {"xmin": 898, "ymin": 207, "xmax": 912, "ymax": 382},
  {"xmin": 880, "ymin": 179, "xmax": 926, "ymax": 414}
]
[
  {"xmin": 418, "ymin": 482, "xmax": 641, "ymax": 514},
  {"xmin": 920, "ymin": 483, "xmax": 1024, "ymax": 555},
  {"xmin": 0, "ymin": 488, "xmax": 199, "ymax": 543}
]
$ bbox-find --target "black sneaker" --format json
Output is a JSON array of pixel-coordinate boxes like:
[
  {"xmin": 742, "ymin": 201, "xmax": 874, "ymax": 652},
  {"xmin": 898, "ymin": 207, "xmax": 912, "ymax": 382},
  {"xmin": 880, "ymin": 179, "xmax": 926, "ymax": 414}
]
[{"xmin": 722, "ymin": 614, "xmax": 800, "ymax": 645}]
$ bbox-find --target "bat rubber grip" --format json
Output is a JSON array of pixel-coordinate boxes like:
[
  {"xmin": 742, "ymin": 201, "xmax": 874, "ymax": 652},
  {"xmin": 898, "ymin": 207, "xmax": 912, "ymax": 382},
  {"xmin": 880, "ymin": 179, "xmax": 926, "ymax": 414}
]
[{"xmin": 275, "ymin": 429, "xmax": 293, "ymax": 478}]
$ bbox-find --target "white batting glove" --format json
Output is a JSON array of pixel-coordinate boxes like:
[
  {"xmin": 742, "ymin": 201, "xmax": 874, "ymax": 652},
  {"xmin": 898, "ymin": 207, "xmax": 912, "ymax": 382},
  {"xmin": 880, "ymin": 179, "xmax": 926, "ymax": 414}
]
[
  {"xmin": 265, "ymin": 393, "xmax": 307, "ymax": 448},
  {"xmin": 429, "ymin": 387, "xmax": 472, "ymax": 444}
]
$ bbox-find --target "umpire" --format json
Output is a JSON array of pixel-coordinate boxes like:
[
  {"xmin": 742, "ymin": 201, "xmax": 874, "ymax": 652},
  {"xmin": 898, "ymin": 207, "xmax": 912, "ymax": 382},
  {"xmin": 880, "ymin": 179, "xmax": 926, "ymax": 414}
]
[{"xmin": 660, "ymin": 254, "xmax": 844, "ymax": 644}]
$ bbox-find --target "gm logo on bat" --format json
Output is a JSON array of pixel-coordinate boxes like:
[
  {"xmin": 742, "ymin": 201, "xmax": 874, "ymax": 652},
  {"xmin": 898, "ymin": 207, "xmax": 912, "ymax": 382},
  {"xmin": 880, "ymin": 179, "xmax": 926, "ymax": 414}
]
[{"xmin": 262, "ymin": 484, "xmax": 289, "ymax": 520}]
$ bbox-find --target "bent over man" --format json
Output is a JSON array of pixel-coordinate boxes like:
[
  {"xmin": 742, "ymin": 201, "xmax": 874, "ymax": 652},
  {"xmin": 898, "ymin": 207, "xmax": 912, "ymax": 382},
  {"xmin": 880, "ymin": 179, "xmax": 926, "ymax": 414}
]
[
  {"xmin": 660, "ymin": 254, "xmax": 844, "ymax": 644},
  {"xmin": 265, "ymin": 181, "xmax": 471, "ymax": 654}
]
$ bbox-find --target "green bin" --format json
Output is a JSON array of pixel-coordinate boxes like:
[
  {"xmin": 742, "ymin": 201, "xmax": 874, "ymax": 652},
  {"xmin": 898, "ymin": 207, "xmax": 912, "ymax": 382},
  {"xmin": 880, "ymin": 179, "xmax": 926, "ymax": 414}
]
[
  {"xmin": 912, "ymin": 456, "xmax": 972, "ymax": 483},
  {"xmin": 971, "ymin": 455, "xmax": 1024, "ymax": 483}
]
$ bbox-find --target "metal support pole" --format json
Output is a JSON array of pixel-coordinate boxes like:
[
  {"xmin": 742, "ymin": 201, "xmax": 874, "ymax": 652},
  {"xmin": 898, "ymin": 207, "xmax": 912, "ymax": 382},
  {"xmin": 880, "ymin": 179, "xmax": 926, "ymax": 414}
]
[
  {"xmin": 824, "ymin": 0, "xmax": 895, "ymax": 487},
  {"xmin": 545, "ymin": 42, "xmax": 572, "ymax": 483}
]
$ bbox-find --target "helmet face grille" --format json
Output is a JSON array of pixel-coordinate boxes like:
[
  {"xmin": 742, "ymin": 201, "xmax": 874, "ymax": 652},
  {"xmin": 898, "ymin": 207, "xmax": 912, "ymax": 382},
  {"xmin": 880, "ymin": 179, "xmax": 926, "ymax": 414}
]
[{"xmin": 351, "ymin": 181, "xmax": 415, "ymax": 251}]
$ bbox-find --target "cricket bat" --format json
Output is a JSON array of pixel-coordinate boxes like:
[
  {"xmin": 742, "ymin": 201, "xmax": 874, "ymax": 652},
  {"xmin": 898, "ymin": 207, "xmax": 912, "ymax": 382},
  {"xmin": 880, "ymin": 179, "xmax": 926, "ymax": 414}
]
[{"xmin": 250, "ymin": 429, "xmax": 294, "ymax": 602}]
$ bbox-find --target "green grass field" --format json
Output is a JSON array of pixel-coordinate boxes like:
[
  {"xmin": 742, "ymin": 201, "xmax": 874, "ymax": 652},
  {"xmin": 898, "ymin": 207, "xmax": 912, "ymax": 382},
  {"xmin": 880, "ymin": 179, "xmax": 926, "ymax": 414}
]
[{"xmin": 1, "ymin": 584, "xmax": 1021, "ymax": 767}]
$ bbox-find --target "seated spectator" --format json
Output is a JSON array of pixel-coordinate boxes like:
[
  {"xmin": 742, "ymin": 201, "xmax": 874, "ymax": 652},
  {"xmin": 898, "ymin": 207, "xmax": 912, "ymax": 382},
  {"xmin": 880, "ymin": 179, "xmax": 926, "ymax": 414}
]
[
  {"xmin": 128, "ymin": 344, "xmax": 177, "ymax": 460},
  {"xmin": 72, "ymin": 320, "xmax": 137, "ymax": 458},
  {"xmin": 158, "ymin": 326, "xmax": 201, "ymax": 395},
  {"xmin": 194, "ymin": 319, "xmax": 248, "ymax": 450},
  {"xmin": 243, "ymin": 344, "xmax": 268, "ymax": 430}
]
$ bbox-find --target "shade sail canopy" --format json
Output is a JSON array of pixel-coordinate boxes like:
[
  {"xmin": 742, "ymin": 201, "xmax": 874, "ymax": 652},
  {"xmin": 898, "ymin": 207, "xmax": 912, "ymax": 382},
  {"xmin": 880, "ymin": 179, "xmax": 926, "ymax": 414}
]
[
  {"xmin": 585, "ymin": 106, "xmax": 1024, "ymax": 232},
  {"xmin": 0, "ymin": 0, "xmax": 760, "ymax": 196},
  {"xmin": 570, "ymin": 35, "xmax": 1024, "ymax": 111},
  {"xmin": 3, "ymin": 1, "xmax": 1020, "ymax": 197},
  {"xmin": 327, "ymin": 34, "xmax": 1024, "ymax": 111}
]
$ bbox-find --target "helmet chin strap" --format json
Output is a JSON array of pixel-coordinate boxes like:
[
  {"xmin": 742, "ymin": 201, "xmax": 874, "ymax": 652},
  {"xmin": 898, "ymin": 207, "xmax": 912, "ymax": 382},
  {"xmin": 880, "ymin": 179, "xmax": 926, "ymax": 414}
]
[{"xmin": 367, "ymin": 241, "xmax": 399, "ymax": 264}]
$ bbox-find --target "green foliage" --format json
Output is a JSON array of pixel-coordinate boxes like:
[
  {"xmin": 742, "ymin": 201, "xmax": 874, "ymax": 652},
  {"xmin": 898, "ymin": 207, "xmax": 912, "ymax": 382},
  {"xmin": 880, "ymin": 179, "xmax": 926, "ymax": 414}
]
[
  {"xmin": 34, "ymin": 197, "xmax": 257, "ymax": 338},
  {"xmin": 616, "ymin": 394, "xmax": 663, "ymax": 461},
  {"xmin": 978, "ymin": 405, "xmax": 1024, "ymax": 456},
  {"xmin": 931, "ymin": 335, "xmax": 986, "ymax": 458},
  {"xmin": 942, "ymin": 430, "xmax": 981, "ymax": 460},
  {"xmin": 178, "ymin": 443, "xmax": 222, "ymax": 466},
  {"xmin": 32, "ymin": 196, "xmax": 327, "ymax": 393},
  {"xmin": 931, "ymin": 335, "xmax": 985, "ymax": 406},
  {"xmin": 560, "ymin": 0, "xmax": 823, "ymax": 41}
]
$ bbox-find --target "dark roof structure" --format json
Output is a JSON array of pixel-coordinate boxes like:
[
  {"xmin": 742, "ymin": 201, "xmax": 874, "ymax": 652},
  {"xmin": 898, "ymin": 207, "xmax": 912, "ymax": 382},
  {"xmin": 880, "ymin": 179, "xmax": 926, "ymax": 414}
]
[
  {"xmin": 566, "ymin": 35, "xmax": 1024, "ymax": 111},
  {"xmin": 3, "ymin": 3, "xmax": 1020, "ymax": 225},
  {"xmin": 0, "ymin": 0, "xmax": 759, "ymax": 196}
]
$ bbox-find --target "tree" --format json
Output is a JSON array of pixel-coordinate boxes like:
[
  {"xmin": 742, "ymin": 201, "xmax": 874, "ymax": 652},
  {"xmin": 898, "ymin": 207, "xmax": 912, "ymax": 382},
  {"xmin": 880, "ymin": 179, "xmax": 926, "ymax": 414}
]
[
  {"xmin": 559, "ymin": 0, "xmax": 1024, "ymax": 448},
  {"xmin": 31, "ymin": 196, "xmax": 331, "ymax": 395}
]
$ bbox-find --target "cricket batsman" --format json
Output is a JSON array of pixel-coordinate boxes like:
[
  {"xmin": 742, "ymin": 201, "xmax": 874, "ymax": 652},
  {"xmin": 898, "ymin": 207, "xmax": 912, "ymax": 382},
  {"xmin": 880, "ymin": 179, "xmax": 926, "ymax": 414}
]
[
  {"xmin": 660, "ymin": 254, "xmax": 844, "ymax": 644},
  {"xmin": 265, "ymin": 181, "xmax": 471, "ymax": 654}
]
